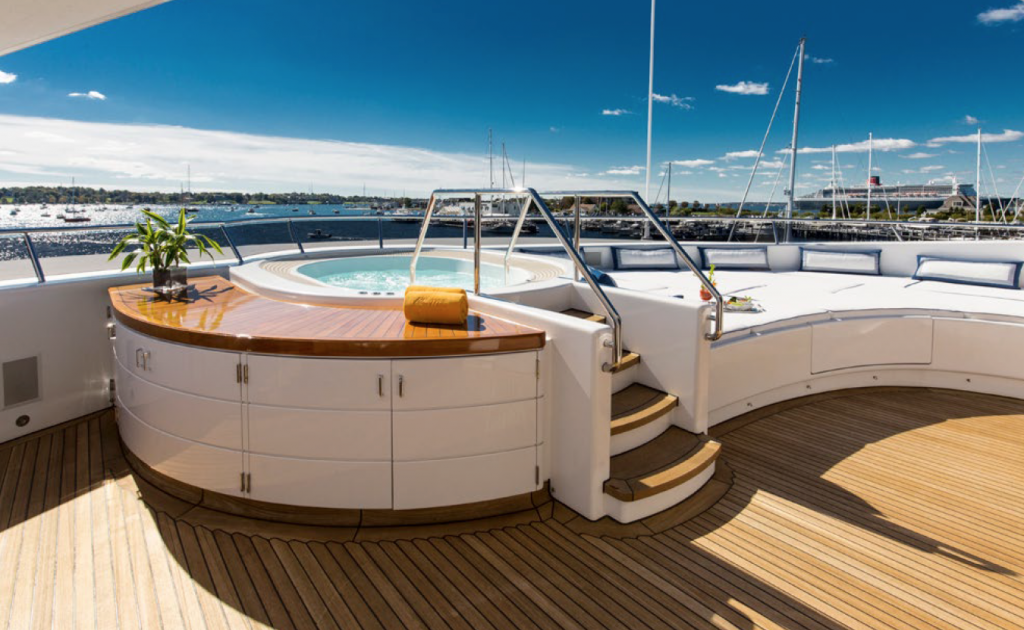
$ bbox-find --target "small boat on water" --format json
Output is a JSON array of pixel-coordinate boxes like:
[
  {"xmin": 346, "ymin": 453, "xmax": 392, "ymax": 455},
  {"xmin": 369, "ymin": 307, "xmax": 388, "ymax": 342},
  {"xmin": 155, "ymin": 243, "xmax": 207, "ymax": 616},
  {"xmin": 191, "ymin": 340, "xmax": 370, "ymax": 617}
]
[
  {"xmin": 63, "ymin": 215, "xmax": 92, "ymax": 223},
  {"xmin": 307, "ymin": 229, "xmax": 332, "ymax": 240},
  {"xmin": 246, "ymin": 208, "xmax": 256, "ymax": 215},
  {"xmin": 308, "ymin": 209, "xmax": 317, "ymax": 216}
]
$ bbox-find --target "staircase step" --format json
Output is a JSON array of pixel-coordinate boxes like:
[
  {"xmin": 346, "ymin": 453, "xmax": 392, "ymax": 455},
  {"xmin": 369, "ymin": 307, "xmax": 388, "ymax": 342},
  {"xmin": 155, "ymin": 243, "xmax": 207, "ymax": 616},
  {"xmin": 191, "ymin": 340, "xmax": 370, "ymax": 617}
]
[
  {"xmin": 611, "ymin": 384, "xmax": 678, "ymax": 436},
  {"xmin": 604, "ymin": 427, "xmax": 721, "ymax": 502},
  {"xmin": 559, "ymin": 309, "xmax": 607, "ymax": 324},
  {"xmin": 607, "ymin": 352, "xmax": 640, "ymax": 374}
]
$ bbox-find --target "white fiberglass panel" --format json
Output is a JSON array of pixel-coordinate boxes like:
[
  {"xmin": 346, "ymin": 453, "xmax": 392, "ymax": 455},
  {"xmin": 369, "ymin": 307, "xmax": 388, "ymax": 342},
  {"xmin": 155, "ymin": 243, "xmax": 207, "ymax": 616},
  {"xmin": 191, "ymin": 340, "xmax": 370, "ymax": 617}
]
[{"xmin": 811, "ymin": 316, "xmax": 933, "ymax": 374}]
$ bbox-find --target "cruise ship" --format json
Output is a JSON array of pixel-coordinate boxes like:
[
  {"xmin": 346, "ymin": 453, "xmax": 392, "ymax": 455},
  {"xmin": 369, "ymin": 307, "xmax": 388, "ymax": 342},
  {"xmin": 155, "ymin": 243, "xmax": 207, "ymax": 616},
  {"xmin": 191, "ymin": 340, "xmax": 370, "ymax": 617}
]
[
  {"xmin": 1, "ymin": 3, "xmax": 1023, "ymax": 630},
  {"xmin": 796, "ymin": 177, "xmax": 977, "ymax": 212}
]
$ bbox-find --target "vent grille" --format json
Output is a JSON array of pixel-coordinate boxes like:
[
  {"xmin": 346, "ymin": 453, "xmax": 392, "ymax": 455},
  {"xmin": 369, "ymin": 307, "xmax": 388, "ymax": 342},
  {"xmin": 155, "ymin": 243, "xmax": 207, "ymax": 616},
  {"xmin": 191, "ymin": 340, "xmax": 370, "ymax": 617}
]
[{"xmin": 3, "ymin": 357, "xmax": 39, "ymax": 408}]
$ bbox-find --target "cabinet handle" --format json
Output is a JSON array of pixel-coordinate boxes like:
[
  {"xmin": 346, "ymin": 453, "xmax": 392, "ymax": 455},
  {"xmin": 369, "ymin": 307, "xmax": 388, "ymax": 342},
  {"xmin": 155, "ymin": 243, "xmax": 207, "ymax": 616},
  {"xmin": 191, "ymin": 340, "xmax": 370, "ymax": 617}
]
[
  {"xmin": 378, "ymin": 374, "xmax": 384, "ymax": 397},
  {"xmin": 143, "ymin": 351, "xmax": 150, "ymax": 371},
  {"xmin": 136, "ymin": 348, "xmax": 144, "ymax": 368},
  {"xmin": 240, "ymin": 472, "xmax": 246, "ymax": 493},
  {"xmin": 398, "ymin": 375, "xmax": 404, "ymax": 398}
]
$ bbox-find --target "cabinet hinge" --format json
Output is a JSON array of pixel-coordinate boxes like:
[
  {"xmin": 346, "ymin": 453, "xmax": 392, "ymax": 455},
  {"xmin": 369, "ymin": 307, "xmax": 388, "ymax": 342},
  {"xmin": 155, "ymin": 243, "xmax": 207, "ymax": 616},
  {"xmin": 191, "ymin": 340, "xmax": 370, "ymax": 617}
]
[{"xmin": 243, "ymin": 364, "xmax": 249, "ymax": 384}]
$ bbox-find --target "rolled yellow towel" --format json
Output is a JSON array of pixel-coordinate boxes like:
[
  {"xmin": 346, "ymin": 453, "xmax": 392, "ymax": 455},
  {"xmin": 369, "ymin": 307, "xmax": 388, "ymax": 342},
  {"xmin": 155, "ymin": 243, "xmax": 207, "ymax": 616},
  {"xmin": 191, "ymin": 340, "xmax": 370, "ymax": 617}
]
[
  {"xmin": 403, "ymin": 286, "xmax": 469, "ymax": 325},
  {"xmin": 406, "ymin": 285, "xmax": 465, "ymax": 295}
]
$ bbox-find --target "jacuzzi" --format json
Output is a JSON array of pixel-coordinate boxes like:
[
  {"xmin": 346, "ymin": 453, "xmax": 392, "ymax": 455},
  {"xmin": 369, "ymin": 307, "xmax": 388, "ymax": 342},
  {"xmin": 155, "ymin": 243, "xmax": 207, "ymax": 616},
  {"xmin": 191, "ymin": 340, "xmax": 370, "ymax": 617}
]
[{"xmin": 230, "ymin": 248, "xmax": 571, "ymax": 306}]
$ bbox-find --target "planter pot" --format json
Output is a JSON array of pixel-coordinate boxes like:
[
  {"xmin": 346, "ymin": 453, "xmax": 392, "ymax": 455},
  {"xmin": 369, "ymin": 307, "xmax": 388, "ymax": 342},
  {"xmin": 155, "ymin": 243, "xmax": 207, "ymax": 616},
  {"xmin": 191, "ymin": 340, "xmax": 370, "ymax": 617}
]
[{"xmin": 153, "ymin": 266, "xmax": 187, "ymax": 289}]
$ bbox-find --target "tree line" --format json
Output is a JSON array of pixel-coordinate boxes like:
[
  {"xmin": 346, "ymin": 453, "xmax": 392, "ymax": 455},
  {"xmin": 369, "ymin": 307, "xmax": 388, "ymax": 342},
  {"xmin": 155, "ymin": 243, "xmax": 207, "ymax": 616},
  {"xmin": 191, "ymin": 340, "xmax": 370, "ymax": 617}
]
[{"xmin": 0, "ymin": 186, "xmax": 411, "ymax": 206}]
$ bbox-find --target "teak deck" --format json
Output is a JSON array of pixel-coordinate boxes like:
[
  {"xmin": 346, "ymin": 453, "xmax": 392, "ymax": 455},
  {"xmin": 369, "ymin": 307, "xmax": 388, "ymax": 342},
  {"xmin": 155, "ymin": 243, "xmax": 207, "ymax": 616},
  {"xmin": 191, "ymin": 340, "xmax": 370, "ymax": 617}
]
[
  {"xmin": 1, "ymin": 388, "xmax": 1023, "ymax": 629},
  {"xmin": 108, "ymin": 276, "xmax": 545, "ymax": 357}
]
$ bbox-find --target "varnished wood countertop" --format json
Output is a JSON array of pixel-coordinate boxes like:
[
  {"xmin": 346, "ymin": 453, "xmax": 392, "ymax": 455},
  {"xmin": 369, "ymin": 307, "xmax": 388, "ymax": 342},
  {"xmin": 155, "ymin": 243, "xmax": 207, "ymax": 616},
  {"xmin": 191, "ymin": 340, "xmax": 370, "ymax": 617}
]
[{"xmin": 108, "ymin": 276, "xmax": 545, "ymax": 357}]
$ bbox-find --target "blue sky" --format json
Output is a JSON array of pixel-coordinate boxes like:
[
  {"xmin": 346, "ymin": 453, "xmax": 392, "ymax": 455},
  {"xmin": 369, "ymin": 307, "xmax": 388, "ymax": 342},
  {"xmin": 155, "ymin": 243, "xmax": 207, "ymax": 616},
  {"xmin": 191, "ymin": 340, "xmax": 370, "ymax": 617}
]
[{"xmin": 0, "ymin": 0, "xmax": 1023, "ymax": 200}]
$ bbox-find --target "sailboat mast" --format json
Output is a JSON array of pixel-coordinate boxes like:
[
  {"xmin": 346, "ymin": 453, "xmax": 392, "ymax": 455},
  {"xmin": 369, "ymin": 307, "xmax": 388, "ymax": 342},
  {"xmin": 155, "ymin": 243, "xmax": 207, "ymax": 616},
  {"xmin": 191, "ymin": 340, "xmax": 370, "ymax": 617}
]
[
  {"xmin": 488, "ymin": 129, "xmax": 494, "ymax": 189},
  {"xmin": 867, "ymin": 132, "xmax": 873, "ymax": 220},
  {"xmin": 785, "ymin": 37, "xmax": 806, "ymax": 238},
  {"xmin": 976, "ymin": 128, "xmax": 983, "ymax": 222},
  {"xmin": 831, "ymin": 145, "xmax": 837, "ymax": 220},
  {"xmin": 666, "ymin": 162, "xmax": 672, "ymax": 212}
]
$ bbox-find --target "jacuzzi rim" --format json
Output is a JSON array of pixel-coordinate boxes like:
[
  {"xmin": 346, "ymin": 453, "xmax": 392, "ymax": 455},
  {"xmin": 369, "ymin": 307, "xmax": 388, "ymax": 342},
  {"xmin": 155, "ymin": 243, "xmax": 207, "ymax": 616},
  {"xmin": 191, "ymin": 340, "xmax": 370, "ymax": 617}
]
[
  {"xmin": 228, "ymin": 248, "xmax": 571, "ymax": 308},
  {"xmin": 293, "ymin": 253, "xmax": 531, "ymax": 296}
]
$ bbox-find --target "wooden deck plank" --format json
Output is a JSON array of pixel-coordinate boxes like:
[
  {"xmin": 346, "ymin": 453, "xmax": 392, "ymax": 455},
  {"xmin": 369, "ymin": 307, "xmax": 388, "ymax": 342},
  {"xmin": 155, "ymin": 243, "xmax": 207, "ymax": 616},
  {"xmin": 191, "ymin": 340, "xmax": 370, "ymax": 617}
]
[{"xmin": 0, "ymin": 388, "xmax": 1022, "ymax": 629}]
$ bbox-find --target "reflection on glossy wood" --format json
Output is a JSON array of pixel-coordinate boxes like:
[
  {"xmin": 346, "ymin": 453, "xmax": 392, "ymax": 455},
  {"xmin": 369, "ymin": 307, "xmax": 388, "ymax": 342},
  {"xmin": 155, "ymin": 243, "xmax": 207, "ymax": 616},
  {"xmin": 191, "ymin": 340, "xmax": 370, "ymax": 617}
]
[{"xmin": 109, "ymin": 276, "xmax": 545, "ymax": 357}]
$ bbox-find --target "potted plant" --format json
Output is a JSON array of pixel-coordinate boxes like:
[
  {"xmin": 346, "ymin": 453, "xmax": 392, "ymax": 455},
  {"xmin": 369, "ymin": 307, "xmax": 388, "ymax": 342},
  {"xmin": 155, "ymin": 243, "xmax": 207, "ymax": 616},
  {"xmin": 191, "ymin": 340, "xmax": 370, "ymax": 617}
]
[
  {"xmin": 699, "ymin": 264, "xmax": 717, "ymax": 302},
  {"xmin": 109, "ymin": 208, "xmax": 222, "ymax": 293}
]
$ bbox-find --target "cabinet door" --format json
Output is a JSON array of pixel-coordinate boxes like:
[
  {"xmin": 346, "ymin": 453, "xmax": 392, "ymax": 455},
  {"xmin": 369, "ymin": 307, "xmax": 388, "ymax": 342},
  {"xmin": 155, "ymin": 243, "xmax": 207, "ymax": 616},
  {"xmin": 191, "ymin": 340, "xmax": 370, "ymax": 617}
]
[
  {"xmin": 114, "ymin": 326, "xmax": 242, "ymax": 402},
  {"xmin": 393, "ymin": 399, "xmax": 536, "ymax": 462},
  {"xmin": 119, "ymin": 405, "xmax": 244, "ymax": 497},
  {"xmin": 245, "ymin": 355, "xmax": 391, "ymax": 410},
  {"xmin": 248, "ymin": 454, "xmax": 392, "ymax": 509},
  {"xmin": 116, "ymin": 363, "xmax": 242, "ymax": 450},
  {"xmin": 393, "ymin": 447, "xmax": 537, "ymax": 510},
  {"xmin": 392, "ymin": 352, "xmax": 537, "ymax": 411},
  {"xmin": 248, "ymin": 405, "xmax": 390, "ymax": 460}
]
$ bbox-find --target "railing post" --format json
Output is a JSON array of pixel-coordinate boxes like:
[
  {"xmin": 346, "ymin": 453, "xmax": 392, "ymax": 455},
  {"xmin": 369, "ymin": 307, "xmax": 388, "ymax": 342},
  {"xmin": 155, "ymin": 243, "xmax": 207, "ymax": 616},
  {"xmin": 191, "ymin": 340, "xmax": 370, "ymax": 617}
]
[
  {"xmin": 574, "ymin": 195, "xmax": 582, "ymax": 282},
  {"xmin": 23, "ymin": 233, "xmax": 45, "ymax": 283},
  {"xmin": 378, "ymin": 218, "xmax": 384, "ymax": 249},
  {"xmin": 462, "ymin": 218, "xmax": 468, "ymax": 249},
  {"xmin": 220, "ymin": 225, "xmax": 243, "ymax": 264},
  {"xmin": 473, "ymin": 194, "xmax": 482, "ymax": 295},
  {"xmin": 287, "ymin": 220, "xmax": 305, "ymax": 254}
]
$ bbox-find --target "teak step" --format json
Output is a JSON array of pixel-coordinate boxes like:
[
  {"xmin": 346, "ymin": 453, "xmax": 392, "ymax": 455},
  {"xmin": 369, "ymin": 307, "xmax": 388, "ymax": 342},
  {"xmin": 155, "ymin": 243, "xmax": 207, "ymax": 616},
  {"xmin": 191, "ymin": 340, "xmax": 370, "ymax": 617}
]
[
  {"xmin": 607, "ymin": 351, "xmax": 640, "ymax": 374},
  {"xmin": 611, "ymin": 384, "xmax": 678, "ymax": 436},
  {"xmin": 604, "ymin": 427, "xmax": 721, "ymax": 502},
  {"xmin": 559, "ymin": 309, "xmax": 607, "ymax": 324}
]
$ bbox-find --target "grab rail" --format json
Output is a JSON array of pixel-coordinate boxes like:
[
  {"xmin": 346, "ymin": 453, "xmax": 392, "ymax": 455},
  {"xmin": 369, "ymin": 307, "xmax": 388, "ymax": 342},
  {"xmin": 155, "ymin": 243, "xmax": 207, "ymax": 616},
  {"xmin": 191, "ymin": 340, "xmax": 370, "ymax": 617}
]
[
  {"xmin": 410, "ymin": 188, "xmax": 625, "ymax": 366},
  {"xmin": 538, "ymin": 191, "xmax": 724, "ymax": 341}
]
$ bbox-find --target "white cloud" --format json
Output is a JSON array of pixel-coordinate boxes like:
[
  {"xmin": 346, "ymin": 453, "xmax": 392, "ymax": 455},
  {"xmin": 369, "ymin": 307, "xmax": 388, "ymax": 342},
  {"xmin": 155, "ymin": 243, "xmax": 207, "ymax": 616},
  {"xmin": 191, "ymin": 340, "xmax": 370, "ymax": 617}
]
[
  {"xmin": 722, "ymin": 149, "xmax": 760, "ymax": 160},
  {"xmin": 0, "ymin": 70, "xmax": 16, "ymax": 84},
  {"xmin": 0, "ymin": 114, "xmax": 637, "ymax": 195},
  {"xmin": 788, "ymin": 137, "xmax": 917, "ymax": 154},
  {"xmin": 806, "ymin": 56, "xmax": 834, "ymax": 64},
  {"xmin": 651, "ymin": 93, "xmax": 694, "ymax": 110},
  {"xmin": 715, "ymin": 81, "xmax": 769, "ymax": 96},
  {"xmin": 671, "ymin": 159, "xmax": 715, "ymax": 168},
  {"xmin": 602, "ymin": 108, "xmax": 630, "ymax": 116},
  {"xmin": 963, "ymin": 115, "xmax": 980, "ymax": 125},
  {"xmin": 978, "ymin": 2, "xmax": 1024, "ymax": 24},
  {"xmin": 902, "ymin": 152, "xmax": 937, "ymax": 159},
  {"xmin": 602, "ymin": 165, "xmax": 644, "ymax": 176},
  {"xmin": 549, "ymin": 126, "xmax": 559, "ymax": 133},
  {"xmin": 68, "ymin": 91, "xmax": 107, "ymax": 100},
  {"xmin": 919, "ymin": 165, "xmax": 946, "ymax": 173},
  {"xmin": 927, "ymin": 128, "xmax": 1024, "ymax": 146},
  {"xmin": 811, "ymin": 165, "xmax": 829, "ymax": 171}
]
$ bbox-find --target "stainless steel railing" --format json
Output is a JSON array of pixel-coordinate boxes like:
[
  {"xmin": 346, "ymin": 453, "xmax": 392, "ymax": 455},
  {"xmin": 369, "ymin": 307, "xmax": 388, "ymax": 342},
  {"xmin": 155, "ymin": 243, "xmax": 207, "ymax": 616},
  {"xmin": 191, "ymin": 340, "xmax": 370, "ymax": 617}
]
[
  {"xmin": 409, "ymin": 188, "xmax": 626, "ymax": 366},
  {"xmin": 539, "ymin": 191, "xmax": 725, "ymax": 341}
]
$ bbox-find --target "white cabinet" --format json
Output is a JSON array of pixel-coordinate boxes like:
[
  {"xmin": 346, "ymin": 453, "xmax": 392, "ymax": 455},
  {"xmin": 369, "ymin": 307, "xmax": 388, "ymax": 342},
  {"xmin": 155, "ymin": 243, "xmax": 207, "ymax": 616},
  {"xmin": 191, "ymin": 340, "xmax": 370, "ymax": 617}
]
[
  {"xmin": 248, "ymin": 454, "xmax": 392, "ymax": 509},
  {"xmin": 246, "ymin": 355, "xmax": 390, "ymax": 410},
  {"xmin": 393, "ymin": 399, "xmax": 536, "ymax": 461},
  {"xmin": 392, "ymin": 353, "xmax": 538, "ymax": 410},
  {"xmin": 115, "ymin": 329, "xmax": 542, "ymax": 511},
  {"xmin": 247, "ymin": 405, "xmax": 391, "ymax": 460},
  {"xmin": 115, "ymin": 326, "xmax": 242, "ymax": 402},
  {"xmin": 118, "ymin": 405, "xmax": 244, "ymax": 497},
  {"xmin": 393, "ymin": 447, "xmax": 537, "ymax": 510},
  {"xmin": 116, "ymin": 364, "xmax": 242, "ymax": 450}
]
